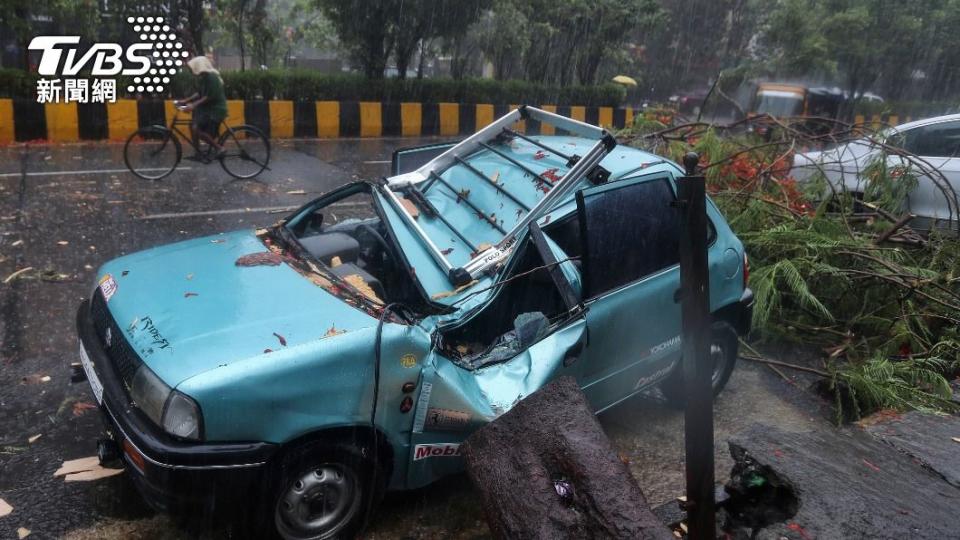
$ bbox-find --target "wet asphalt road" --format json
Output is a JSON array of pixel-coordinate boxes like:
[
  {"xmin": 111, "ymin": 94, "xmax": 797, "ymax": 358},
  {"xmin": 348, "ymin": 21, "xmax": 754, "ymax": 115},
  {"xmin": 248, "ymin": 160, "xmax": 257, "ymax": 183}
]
[{"xmin": 0, "ymin": 138, "xmax": 830, "ymax": 539}]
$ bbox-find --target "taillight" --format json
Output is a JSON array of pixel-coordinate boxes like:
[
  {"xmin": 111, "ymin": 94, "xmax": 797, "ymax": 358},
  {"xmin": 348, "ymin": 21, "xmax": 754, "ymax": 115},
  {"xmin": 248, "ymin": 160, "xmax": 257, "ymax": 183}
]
[{"xmin": 743, "ymin": 252, "xmax": 750, "ymax": 288}]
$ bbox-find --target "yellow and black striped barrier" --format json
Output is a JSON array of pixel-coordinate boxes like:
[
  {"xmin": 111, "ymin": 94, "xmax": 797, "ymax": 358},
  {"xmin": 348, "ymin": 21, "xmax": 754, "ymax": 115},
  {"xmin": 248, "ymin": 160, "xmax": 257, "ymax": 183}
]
[{"xmin": 0, "ymin": 99, "xmax": 639, "ymax": 143}]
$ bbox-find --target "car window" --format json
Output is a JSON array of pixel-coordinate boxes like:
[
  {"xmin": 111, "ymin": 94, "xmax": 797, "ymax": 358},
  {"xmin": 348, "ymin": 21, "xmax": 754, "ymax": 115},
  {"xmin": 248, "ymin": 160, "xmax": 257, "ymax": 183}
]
[
  {"xmin": 545, "ymin": 185, "xmax": 715, "ymax": 263},
  {"xmin": 898, "ymin": 121, "xmax": 960, "ymax": 157},
  {"xmin": 543, "ymin": 214, "xmax": 582, "ymax": 259},
  {"xmin": 578, "ymin": 178, "xmax": 682, "ymax": 297}
]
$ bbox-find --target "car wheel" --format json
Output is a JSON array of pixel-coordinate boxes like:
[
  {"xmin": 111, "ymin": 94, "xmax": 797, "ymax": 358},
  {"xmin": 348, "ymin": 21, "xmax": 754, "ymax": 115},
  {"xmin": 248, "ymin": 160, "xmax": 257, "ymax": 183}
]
[
  {"xmin": 659, "ymin": 322, "xmax": 738, "ymax": 407},
  {"xmin": 267, "ymin": 442, "xmax": 382, "ymax": 540}
]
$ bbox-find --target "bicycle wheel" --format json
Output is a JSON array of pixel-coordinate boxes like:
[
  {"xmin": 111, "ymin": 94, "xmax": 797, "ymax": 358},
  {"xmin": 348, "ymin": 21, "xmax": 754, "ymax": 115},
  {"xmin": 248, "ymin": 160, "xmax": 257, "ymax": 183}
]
[
  {"xmin": 219, "ymin": 125, "xmax": 270, "ymax": 179},
  {"xmin": 124, "ymin": 127, "xmax": 182, "ymax": 180}
]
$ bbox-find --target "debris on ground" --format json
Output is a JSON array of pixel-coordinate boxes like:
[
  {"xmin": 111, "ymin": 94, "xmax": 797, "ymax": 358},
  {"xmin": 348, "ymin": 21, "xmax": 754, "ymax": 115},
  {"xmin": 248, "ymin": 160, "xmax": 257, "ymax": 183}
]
[
  {"xmin": 27, "ymin": 434, "xmax": 41, "ymax": 444},
  {"xmin": 38, "ymin": 270, "xmax": 71, "ymax": 282},
  {"xmin": 183, "ymin": 292, "xmax": 199, "ymax": 298},
  {"xmin": 235, "ymin": 252, "xmax": 283, "ymax": 267},
  {"xmin": 3, "ymin": 267, "xmax": 34, "ymax": 284},
  {"xmin": 17, "ymin": 527, "xmax": 30, "ymax": 539},
  {"xmin": 286, "ymin": 189, "xmax": 307, "ymax": 195},
  {"xmin": 21, "ymin": 374, "xmax": 50, "ymax": 385},
  {"xmin": 0, "ymin": 498, "xmax": 11, "ymax": 517},
  {"xmin": 53, "ymin": 456, "xmax": 123, "ymax": 482},
  {"xmin": 56, "ymin": 240, "xmax": 68, "ymax": 246},
  {"xmin": 71, "ymin": 401, "xmax": 97, "ymax": 417},
  {"xmin": 273, "ymin": 332, "xmax": 287, "ymax": 347}
]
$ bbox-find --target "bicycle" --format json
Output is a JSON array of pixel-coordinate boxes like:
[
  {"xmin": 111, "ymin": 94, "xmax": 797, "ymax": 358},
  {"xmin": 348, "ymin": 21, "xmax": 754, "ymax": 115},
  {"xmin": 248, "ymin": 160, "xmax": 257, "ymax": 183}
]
[{"xmin": 124, "ymin": 106, "xmax": 271, "ymax": 180}]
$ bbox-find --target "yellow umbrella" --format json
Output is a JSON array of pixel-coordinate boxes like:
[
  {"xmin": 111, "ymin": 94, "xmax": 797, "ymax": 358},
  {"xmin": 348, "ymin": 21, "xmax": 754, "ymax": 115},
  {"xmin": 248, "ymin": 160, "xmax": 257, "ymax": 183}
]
[{"xmin": 612, "ymin": 75, "xmax": 638, "ymax": 87}]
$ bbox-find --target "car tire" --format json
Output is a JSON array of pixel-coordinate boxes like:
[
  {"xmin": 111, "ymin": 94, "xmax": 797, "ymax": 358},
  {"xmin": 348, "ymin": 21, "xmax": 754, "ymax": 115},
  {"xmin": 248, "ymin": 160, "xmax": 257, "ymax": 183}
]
[
  {"xmin": 659, "ymin": 321, "xmax": 739, "ymax": 407},
  {"xmin": 262, "ymin": 441, "xmax": 384, "ymax": 540}
]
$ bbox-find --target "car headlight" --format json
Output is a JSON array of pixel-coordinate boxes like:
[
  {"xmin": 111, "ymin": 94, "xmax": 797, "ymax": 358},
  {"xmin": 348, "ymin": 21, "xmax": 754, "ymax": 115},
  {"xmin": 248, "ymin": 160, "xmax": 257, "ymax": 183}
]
[
  {"xmin": 129, "ymin": 365, "xmax": 202, "ymax": 441},
  {"xmin": 162, "ymin": 391, "xmax": 202, "ymax": 440}
]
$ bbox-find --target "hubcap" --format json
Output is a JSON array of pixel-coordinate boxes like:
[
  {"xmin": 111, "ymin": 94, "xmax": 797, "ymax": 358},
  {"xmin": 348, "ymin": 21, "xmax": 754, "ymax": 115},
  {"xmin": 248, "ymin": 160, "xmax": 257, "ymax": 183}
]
[{"xmin": 276, "ymin": 463, "xmax": 360, "ymax": 539}]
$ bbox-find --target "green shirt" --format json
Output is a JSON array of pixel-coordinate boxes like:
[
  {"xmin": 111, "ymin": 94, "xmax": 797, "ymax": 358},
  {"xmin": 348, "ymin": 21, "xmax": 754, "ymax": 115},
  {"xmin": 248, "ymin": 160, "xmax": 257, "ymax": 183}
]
[{"xmin": 197, "ymin": 72, "xmax": 227, "ymax": 119}]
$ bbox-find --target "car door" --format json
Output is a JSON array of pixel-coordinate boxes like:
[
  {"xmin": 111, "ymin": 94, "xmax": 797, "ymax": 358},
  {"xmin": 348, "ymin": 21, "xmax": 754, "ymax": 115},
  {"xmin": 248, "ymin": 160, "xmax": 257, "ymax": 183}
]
[
  {"xmin": 572, "ymin": 172, "xmax": 684, "ymax": 412},
  {"xmin": 404, "ymin": 228, "xmax": 587, "ymax": 488},
  {"xmin": 892, "ymin": 120, "xmax": 960, "ymax": 229}
]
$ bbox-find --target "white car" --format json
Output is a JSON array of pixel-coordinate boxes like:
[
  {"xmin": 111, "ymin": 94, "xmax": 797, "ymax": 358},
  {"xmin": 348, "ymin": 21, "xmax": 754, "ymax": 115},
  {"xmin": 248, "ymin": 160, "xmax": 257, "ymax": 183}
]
[{"xmin": 791, "ymin": 114, "xmax": 960, "ymax": 230}]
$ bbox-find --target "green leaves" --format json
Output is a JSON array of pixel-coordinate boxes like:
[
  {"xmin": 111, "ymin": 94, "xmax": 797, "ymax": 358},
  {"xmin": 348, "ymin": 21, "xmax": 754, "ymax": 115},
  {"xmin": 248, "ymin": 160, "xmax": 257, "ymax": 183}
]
[
  {"xmin": 622, "ymin": 122, "xmax": 960, "ymax": 419},
  {"xmin": 834, "ymin": 354, "xmax": 958, "ymax": 421}
]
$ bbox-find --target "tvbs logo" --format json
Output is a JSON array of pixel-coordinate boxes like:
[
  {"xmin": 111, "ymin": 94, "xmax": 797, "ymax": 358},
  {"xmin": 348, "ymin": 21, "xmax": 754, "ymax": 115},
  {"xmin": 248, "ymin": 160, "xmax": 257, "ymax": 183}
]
[
  {"xmin": 28, "ymin": 16, "xmax": 188, "ymax": 103},
  {"xmin": 29, "ymin": 36, "xmax": 153, "ymax": 77}
]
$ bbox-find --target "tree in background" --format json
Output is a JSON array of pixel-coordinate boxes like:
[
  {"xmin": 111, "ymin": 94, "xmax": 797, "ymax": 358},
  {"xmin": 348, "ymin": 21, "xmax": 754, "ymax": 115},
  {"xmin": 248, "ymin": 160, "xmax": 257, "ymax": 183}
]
[
  {"xmin": 475, "ymin": 1, "xmax": 530, "ymax": 80},
  {"xmin": 215, "ymin": 0, "xmax": 251, "ymax": 70},
  {"xmin": 478, "ymin": 0, "xmax": 662, "ymax": 86},
  {"xmin": 171, "ymin": 0, "xmax": 208, "ymax": 55},
  {"xmin": 273, "ymin": 0, "xmax": 338, "ymax": 67},
  {"xmin": 917, "ymin": 0, "xmax": 960, "ymax": 101},
  {"xmin": 0, "ymin": 0, "xmax": 100, "ymax": 69},
  {"xmin": 638, "ymin": 0, "xmax": 765, "ymax": 97},
  {"xmin": 316, "ymin": 0, "xmax": 488, "ymax": 80},
  {"xmin": 248, "ymin": 0, "xmax": 276, "ymax": 68},
  {"xmin": 315, "ymin": 0, "xmax": 395, "ymax": 78},
  {"xmin": 761, "ymin": 0, "xmax": 924, "ymax": 105}
]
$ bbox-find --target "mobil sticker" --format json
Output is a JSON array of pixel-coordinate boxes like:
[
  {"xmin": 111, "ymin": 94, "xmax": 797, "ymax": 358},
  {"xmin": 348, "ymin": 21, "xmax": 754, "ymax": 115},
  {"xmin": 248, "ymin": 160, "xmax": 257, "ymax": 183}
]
[{"xmin": 413, "ymin": 443, "xmax": 461, "ymax": 461}]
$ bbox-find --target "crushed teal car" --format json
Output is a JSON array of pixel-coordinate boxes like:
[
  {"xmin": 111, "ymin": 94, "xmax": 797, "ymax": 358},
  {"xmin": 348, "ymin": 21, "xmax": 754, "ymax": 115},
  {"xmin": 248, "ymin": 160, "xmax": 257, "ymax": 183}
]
[{"xmin": 76, "ymin": 106, "xmax": 752, "ymax": 539}]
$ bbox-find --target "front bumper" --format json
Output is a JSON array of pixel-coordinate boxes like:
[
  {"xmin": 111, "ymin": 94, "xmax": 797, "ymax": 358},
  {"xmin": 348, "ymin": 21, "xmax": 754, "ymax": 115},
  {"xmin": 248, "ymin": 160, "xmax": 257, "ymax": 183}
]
[{"xmin": 76, "ymin": 300, "xmax": 278, "ymax": 512}]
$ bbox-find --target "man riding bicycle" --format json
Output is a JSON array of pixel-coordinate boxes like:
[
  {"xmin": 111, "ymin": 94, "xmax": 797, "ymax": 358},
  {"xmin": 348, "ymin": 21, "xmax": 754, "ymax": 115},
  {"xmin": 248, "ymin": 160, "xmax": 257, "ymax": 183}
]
[{"xmin": 175, "ymin": 56, "xmax": 228, "ymax": 162}]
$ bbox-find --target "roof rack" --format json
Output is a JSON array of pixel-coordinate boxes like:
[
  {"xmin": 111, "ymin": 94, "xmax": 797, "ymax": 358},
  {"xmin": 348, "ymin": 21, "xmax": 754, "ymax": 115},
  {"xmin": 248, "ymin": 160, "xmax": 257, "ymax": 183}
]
[{"xmin": 380, "ymin": 105, "xmax": 616, "ymax": 286}]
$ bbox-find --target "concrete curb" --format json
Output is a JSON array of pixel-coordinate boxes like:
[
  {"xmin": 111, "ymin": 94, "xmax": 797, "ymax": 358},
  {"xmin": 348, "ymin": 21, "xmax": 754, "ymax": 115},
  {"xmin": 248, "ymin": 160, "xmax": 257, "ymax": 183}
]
[{"xmin": 0, "ymin": 99, "xmax": 640, "ymax": 143}]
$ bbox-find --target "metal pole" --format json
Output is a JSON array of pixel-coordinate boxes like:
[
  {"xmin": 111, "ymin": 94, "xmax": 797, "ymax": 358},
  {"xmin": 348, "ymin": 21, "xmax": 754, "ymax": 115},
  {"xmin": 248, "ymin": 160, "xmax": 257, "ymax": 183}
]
[{"xmin": 677, "ymin": 152, "xmax": 715, "ymax": 540}]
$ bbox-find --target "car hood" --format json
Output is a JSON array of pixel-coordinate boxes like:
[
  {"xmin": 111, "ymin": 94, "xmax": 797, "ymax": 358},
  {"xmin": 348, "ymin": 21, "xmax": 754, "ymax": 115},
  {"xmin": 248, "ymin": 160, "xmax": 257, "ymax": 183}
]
[{"xmin": 96, "ymin": 230, "xmax": 376, "ymax": 388}]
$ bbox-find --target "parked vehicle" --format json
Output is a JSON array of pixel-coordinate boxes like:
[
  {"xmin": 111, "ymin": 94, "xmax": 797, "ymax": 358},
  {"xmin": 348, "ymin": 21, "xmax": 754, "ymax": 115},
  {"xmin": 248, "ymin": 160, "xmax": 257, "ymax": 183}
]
[
  {"xmin": 791, "ymin": 113, "xmax": 960, "ymax": 230},
  {"xmin": 748, "ymin": 82, "xmax": 845, "ymax": 119},
  {"xmin": 76, "ymin": 106, "xmax": 752, "ymax": 539},
  {"xmin": 670, "ymin": 88, "xmax": 710, "ymax": 116}
]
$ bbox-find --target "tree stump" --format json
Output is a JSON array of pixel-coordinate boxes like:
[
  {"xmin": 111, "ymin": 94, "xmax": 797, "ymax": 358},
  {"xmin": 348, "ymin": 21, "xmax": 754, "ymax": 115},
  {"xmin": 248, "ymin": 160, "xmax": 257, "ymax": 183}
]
[{"xmin": 461, "ymin": 376, "xmax": 672, "ymax": 539}]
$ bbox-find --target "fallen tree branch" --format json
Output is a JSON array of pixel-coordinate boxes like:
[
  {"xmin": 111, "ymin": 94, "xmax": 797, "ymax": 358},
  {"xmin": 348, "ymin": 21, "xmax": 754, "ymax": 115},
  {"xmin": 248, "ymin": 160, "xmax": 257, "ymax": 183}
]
[
  {"xmin": 739, "ymin": 354, "xmax": 830, "ymax": 378},
  {"xmin": 3, "ymin": 267, "xmax": 33, "ymax": 284}
]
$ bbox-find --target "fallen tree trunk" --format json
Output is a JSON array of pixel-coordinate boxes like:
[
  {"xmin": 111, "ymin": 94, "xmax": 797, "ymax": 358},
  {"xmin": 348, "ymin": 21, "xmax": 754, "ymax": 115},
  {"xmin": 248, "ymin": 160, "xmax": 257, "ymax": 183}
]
[
  {"xmin": 461, "ymin": 376, "xmax": 672, "ymax": 539},
  {"xmin": 724, "ymin": 423, "xmax": 960, "ymax": 539}
]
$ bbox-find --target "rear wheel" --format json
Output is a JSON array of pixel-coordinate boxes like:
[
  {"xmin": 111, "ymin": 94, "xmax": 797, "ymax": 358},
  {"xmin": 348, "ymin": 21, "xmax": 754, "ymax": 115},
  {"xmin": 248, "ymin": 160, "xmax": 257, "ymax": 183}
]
[
  {"xmin": 267, "ymin": 441, "xmax": 382, "ymax": 540},
  {"xmin": 124, "ymin": 126, "xmax": 181, "ymax": 180},
  {"xmin": 659, "ymin": 321, "xmax": 739, "ymax": 406},
  {"xmin": 219, "ymin": 125, "xmax": 270, "ymax": 179}
]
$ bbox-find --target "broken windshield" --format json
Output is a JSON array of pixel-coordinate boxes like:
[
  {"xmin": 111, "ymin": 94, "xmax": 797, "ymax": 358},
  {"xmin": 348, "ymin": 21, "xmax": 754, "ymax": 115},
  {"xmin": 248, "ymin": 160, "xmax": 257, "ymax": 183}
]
[{"xmin": 277, "ymin": 183, "xmax": 436, "ymax": 312}]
